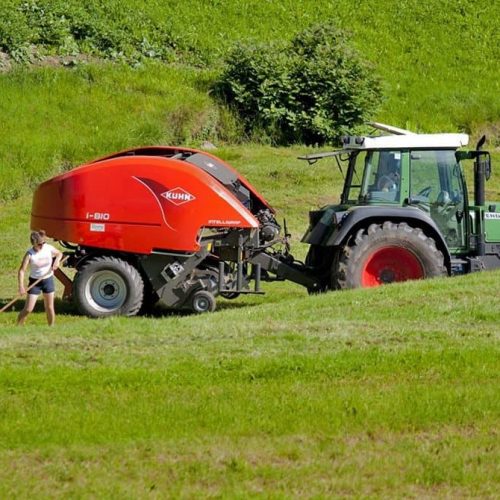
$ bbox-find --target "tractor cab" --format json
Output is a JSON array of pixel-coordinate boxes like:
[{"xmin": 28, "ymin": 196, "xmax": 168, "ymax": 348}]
[
  {"xmin": 339, "ymin": 134, "xmax": 470, "ymax": 251},
  {"xmin": 299, "ymin": 125, "xmax": 499, "ymax": 287}
]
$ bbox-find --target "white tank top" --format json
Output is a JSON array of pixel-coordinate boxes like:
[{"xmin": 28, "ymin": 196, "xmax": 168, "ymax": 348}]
[{"xmin": 27, "ymin": 243, "xmax": 56, "ymax": 279}]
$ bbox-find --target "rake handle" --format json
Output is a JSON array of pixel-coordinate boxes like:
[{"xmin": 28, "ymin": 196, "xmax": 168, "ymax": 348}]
[{"xmin": 0, "ymin": 255, "xmax": 69, "ymax": 313}]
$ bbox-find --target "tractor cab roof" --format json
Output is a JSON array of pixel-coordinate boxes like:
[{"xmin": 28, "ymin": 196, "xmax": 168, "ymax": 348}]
[
  {"xmin": 342, "ymin": 133, "xmax": 469, "ymax": 150},
  {"xmin": 298, "ymin": 126, "xmax": 470, "ymax": 164}
]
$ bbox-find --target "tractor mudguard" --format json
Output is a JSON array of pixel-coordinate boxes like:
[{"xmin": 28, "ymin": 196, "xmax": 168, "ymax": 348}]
[{"xmin": 324, "ymin": 206, "xmax": 451, "ymax": 264}]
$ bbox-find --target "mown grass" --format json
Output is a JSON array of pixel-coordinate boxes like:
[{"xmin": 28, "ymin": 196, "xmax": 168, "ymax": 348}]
[
  {"xmin": 0, "ymin": 270, "xmax": 499, "ymax": 496},
  {"xmin": 1, "ymin": 162, "xmax": 499, "ymax": 495},
  {"xmin": 0, "ymin": 1, "xmax": 499, "ymax": 494}
]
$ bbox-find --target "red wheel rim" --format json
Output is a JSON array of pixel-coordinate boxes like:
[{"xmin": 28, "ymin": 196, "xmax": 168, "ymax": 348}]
[{"xmin": 361, "ymin": 246, "xmax": 424, "ymax": 287}]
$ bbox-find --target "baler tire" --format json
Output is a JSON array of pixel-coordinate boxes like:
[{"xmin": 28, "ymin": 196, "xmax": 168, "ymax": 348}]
[
  {"xmin": 334, "ymin": 222, "xmax": 446, "ymax": 289},
  {"xmin": 190, "ymin": 290, "xmax": 216, "ymax": 314},
  {"xmin": 73, "ymin": 256, "xmax": 144, "ymax": 318}
]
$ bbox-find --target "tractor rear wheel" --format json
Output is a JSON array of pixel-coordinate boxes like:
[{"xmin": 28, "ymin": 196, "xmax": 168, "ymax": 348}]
[
  {"xmin": 74, "ymin": 256, "xmax": 144, "ymax": 317},
  {"xmin": 334, "ymin": 222, "xmax": 446, "ymax": 289}
]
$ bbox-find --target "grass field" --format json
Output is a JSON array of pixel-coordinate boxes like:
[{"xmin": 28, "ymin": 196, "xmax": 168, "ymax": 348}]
[
  {"xmin": 1, "ymin": 147, "xmax": 499, "ymax": 496},
  {"xmin": 0, "ymin": 266, "xmax": 499, "ymax": 496},
  {"xmin": 0, "ymin": 0, "xmax": 499, "ymax": 496},
  {"xmin": 1, "ymin": 0, "xmax": 499, "ymax": 201},
  {"xmin": 0, "ymin": 246, "xmax": 499, "ymax": 496},
  {"xmin": 2, "ymin": 0, "xmax": 498, "ymax": 137}
]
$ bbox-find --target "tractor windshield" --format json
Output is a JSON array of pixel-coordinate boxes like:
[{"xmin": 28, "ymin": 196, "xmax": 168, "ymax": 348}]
[{"xmin": 409, "ymin": 149, "xmax": 467, "ymax": 249}]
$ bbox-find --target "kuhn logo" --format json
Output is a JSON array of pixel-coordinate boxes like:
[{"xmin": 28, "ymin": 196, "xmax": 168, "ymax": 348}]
[{"xmin": 161, "ymin": 187, "xmax": 196, "ymax": 206}]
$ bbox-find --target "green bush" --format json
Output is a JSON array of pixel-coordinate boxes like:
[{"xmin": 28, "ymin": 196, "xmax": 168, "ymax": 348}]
[
  {"xmin": 0, "ymin": 1, "xmax": 32, "ymax": 62},
  {"xmin": 0, "ymin": 0, "xmax": 196, "ymax": 65},
  {"xmin": 213, "ymin": 23, "xmax": 382, "ymax": 145}
]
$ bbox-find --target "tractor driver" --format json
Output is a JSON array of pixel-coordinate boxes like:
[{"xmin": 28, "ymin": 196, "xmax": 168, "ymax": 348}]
[{"xmin": 377, "ymin": 153, "xmax": 401, "ymax": 192}]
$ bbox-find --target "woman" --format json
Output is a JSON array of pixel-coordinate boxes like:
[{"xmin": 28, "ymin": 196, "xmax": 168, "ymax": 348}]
[{"xmin": 17, "ymin": 230, "xmax": 63, "ymax": 326}]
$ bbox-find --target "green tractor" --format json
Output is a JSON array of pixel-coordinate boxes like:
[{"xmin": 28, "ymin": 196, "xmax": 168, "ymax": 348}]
[{"xmin": 299, "ymin": 123, "xmax": 500, "ymax": 290}]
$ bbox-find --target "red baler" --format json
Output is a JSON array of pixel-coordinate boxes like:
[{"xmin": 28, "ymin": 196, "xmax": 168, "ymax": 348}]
[{"xmin": 32, "ymin": 146, "xmax": 318, "ymax": 315}]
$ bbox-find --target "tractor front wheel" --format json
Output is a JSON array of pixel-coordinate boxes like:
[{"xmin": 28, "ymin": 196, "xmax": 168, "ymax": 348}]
[
  {"xmin": 74, "ymin": 256, "xmax": 144, "ymax": 317},
  {"xmin": 334, "ymin": 222, "xmax": 446, "ymax": 289}
]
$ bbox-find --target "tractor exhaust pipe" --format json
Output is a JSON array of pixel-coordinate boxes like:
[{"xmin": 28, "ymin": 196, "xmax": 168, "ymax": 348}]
[
  {"xmin": 474, "ymin": 135, "xmax": 486, "ymax": 207},
  {"xmin": 474, "ymin": 135, "xmax": 487, "ymax": 256}
]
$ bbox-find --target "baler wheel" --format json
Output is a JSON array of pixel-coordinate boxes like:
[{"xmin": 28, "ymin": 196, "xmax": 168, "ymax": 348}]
[
  {"xmin": 190, "ymin": 290, "xmax": 216, "ymax": 313},
  {"xmin": 334, "ymin": 222, "xmax": 446, "ymax": 289},
  {"xmin": 73, "ymin": 256, "xmax": 144, "ymax": 317}
]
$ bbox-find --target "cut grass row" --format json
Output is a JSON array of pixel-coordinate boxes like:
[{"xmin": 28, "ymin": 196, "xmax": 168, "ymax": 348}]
[
  {"xmin": 1, "ymin": 428, "xmax": 497, "ymax": 497},
  {"xmin": 0, "ymin": 160, "xmax": 499, "ymax": 495},
  {"xmin": 0, "ymin": 269, "xmax": 498, "ymax": 496}
]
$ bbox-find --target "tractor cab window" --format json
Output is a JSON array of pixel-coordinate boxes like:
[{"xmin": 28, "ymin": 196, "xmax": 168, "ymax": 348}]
[
  {"xmin": 410, "ymin": 149, "xmax": 466, "ymax": 249},
  {"xmin": 354, "ymin": 150, "xmax": 402, "ymax": 203},
  {"xmin": 409, "ymin": 151, "xmax": 441, "ymax": 204},
  {"xmin": 409, "ymin": 150, "xmax": 465, "ymax": 205},
  {"xmin": 343, "ymin": 151, "xmax": 365, "ymax": 203}
]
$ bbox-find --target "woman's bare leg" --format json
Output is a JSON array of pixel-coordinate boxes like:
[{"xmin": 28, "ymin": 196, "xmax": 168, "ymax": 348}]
[
  {"xmin": 17, "ymin": 294, "xmax": 38, "ymax": 325},
  {"xmin": 43, "ymin": 292, "xmax": 56, "ymax": 326}
]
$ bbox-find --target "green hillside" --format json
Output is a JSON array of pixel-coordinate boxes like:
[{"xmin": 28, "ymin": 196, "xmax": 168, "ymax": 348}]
[{"xmin": 1, "ymin": 0, "xmax": 499, "ymax": 201}]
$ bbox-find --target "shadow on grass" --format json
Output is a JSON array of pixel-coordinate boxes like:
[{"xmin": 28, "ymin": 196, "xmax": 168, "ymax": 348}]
[
  {"xmin": 0, "ymin": 295, "xmax": 261, "ymax": 320},
  {"xmin": 0, "ymin": 297, "xmax": 77, "ymax": 315},
  {"xmin": 142, "ymin": 298, "xmax": 261, "ymax": 318}
]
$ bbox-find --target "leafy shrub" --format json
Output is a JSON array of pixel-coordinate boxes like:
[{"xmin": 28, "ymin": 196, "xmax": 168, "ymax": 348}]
[
  {"xmin": 0, "ymin": 0, "xmax": 196, "ymax": 65},
  {"xmin": 0, "ymin": 1, "xmax": 32, "ymax": 62},
  {"xmin": 213, "ymin": 23, "xmax": 382, "ymax": 145}
]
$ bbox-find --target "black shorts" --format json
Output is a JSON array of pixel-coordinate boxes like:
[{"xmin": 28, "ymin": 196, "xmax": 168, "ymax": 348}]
[{"xmin": 28, "ymin": 276, "xmax": 55, "ymax": 295}]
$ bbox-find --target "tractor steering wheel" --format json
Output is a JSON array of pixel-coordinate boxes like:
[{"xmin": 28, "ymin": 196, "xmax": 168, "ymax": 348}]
[
  {"xmin": 417, "ymin": 186, "xmax": 432, "ymax": 198},
  {"xmin": 436, "ymin": 190, "xmax": 455, "ymax": 214}
]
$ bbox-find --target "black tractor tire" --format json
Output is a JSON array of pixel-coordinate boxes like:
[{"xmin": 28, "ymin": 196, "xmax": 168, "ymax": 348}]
[
  {"xmin": 73, "ymin": 256, "xmax": 144, "ymax": 317},
  {"xmin": 190, "ymin": 290, "xmax": 216, "ymax": 314},
  {"xmin": 334, "ymin": 222, "xmax": 447, "ymax": 289}
]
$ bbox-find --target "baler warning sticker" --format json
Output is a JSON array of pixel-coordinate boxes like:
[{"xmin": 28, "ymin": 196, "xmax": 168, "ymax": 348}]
[{"xmin": 90, "ymin": 223, "xmax": 106, "ymax": 232}]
